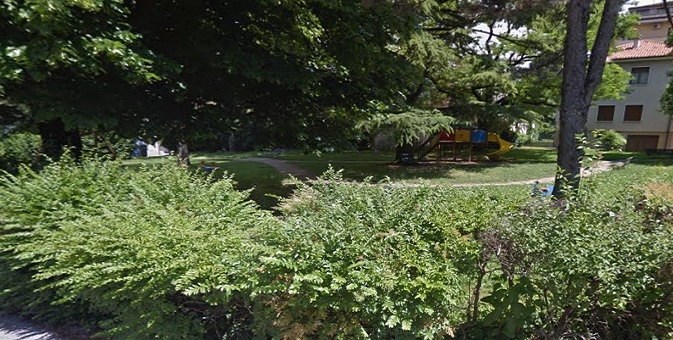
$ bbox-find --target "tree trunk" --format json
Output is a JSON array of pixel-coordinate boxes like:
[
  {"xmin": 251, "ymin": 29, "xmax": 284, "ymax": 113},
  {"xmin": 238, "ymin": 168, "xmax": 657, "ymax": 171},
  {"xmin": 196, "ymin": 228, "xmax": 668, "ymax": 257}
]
[
  {"xmin": 38, "ymin": 118, "xmax": 82, "ymax": 162},
  {"xmin": 553, "ymin": 0, "xmax": 621, "ymax": 199},
  {"xmin": 228, "ymin": 133, "xmax": 236, "ymax": 152},
  {"xmin": 177, "ymin": 142, "xmax": 190, "ymax": 166}
]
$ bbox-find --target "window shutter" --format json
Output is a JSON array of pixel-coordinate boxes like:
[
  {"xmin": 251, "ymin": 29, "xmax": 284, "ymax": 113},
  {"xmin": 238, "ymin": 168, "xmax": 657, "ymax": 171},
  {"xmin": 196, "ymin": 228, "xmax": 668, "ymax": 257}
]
[
  {"xmin": 597, "ymin": 106, "xmax": 615, "ymax": 121},
  {"xmin": 624, "ymin": 105, "xmax": 643, "ymax": 121}
]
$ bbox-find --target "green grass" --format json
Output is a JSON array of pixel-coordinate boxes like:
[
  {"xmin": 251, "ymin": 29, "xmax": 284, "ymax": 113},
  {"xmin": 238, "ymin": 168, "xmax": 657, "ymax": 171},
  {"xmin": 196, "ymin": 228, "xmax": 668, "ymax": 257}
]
[
  {"xmin": 190, "ymin": 151, "xmax": 271, "ymax": 160},
  {"xmin": 285, "ymin": 161, "xmax": 557, "ymax": 184},
  {"xmin": 501, "ymin": 146, "xmax": 557, "ymax": 163},
  {"xmin": 274, "ymin": 148, "xmax": 558, "ymax": 184},
  {"xmin": 201, "ymin": 160, "xmax": 291, "ymax": 210},
  {"xmin": 598, "ymin": 150, "xmax": 673, "ymax": 165},
  {"xmin": 274, "ymin": 150, "xmax": 395, "ymax": 162},
  {"xmin": 123, "ymin": 157, "xmax": 290, "ymax": 210},
  {"xmin": 122, "ymin": 147, "xmax": 673, "ymax": 210}
]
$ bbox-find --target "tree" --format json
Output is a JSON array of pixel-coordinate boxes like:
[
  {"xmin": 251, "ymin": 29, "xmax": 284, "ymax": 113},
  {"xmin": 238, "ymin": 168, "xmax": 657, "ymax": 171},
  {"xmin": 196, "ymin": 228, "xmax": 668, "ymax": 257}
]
[
  {"xmin": 1, "ymin": 0, "xmax": 426, "ymax": 157},
  {"xmin": 395, "ymin": 0, "xmax": 633, "ymax": 137},
  {"xmin": 1, "ymin": 0, "xmax": 632, "ymax": 159},
  {"xmin": 553, "ymin": 0, "xmax": 622, "ymax": 198},
  {"xmin": 126, "ymin": 0, "xmax": 424, "ymax": 151},
  {"xmin": 0, "ymin": 0, "xmax": 162, "ymax": 160}
]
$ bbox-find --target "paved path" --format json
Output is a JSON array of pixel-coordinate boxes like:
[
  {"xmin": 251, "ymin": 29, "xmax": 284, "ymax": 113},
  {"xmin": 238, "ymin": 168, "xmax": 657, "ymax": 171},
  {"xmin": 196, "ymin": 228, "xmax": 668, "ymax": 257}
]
[{"xmin": 0, "ymin": 314, "xmax": 64, "ymax": 340}]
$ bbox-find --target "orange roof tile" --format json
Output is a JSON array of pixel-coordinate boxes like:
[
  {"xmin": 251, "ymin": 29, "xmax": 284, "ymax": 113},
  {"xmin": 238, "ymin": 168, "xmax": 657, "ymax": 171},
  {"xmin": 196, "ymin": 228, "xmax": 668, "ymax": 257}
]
[{"xmin": 608, "ymin": 39, "xmax": 673, "ymax": 61}]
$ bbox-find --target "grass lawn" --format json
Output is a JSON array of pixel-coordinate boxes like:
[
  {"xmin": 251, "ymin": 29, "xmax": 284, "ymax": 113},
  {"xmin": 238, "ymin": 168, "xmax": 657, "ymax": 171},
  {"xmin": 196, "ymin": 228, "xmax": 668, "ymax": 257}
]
[
  {"xmin": 124, "ymin": 157, "xmax": 290, "ymax": 210},
  {"xmin": 201, "ymin": 148, "xmax": 559, "ymax": 207},
  {"xmin": 204, "ymin": 160, "xmax": 290, "ymax": 210},
  {"xmin": 501, "ymin": 146, "xmax": 557, "ymax": 163},
  {"xmin": 274, "ymin": 148, "xmax": 558, "ymax": 184},
  {"xmin": 123, "ymin": 147, "xmax": 673, "ymax": 209}
]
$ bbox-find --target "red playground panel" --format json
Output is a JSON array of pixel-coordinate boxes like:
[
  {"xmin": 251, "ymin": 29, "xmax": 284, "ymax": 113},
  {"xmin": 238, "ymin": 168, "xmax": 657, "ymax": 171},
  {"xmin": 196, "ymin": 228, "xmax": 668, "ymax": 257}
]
[{"xmin": 438, "ymin": 131, "xmax": 455, "ymax": 141}]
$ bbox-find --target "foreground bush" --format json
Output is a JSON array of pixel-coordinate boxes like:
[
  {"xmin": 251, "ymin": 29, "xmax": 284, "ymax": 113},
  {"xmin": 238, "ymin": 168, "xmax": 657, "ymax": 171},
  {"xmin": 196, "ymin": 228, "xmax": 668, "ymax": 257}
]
[
  {"xmin": 0, "ymin": 160, "xmax": 522, "ymax": 339},
  {"xmin": 1, "ymin": 157, "xmax": 672, "ymax": 339},
  {"xmin": 253, "ymin": 171, "xmax": 524, "ymax": 338},
  {"xmin": 0, "ymin": 157, "xmax": 280, "ymax": 338},
  {"xmin": 471, "ymin": 168, "xmax": 673, "ymax": 339}
]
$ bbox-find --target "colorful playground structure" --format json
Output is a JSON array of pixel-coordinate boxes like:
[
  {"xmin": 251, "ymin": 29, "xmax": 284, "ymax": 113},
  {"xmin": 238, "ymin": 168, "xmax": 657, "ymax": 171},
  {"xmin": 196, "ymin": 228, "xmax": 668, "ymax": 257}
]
[{"xmin": 415, "ymin": 129, "xmax": 514, "ymax": 161}]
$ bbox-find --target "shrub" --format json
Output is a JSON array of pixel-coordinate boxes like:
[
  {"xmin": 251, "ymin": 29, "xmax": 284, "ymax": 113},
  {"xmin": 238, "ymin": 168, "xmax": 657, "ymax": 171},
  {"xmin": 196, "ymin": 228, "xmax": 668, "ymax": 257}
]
[
  {"xmin": 0, "ymin": 132, "xmax": 43, "ymax": 173},
  {"xmin": 248, "ymin": 170, "xmax": 524, "ymax": 339},
  {"xmin": 2, "ymin": 156, "xmax": 672, "ymax": 339},
  {"xmin": 591, "ymin": 129, "xmax": 626, "ymax": 151},
  {"xmin": 0, "ymin": 156, "xmax": 280, "ymax": 338},
  {"xmin": 473, "ymin": 168, "xmax": 673, "ymax": 338}
]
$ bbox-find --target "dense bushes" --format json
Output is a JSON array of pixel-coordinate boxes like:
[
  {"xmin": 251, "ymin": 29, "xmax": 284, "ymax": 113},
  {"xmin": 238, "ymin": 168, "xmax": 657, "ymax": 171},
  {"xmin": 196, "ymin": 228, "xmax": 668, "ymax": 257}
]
[
  {"xmin": 0, "ymin": 157, "xmax": 281, "ymax": 338},
  {"xmin": 0, "ymin": 160, "xmax": 522, "ymax": 338},
  {"xmin": 256, "ymin": 171, "xmax": 524, "ymax": 338},
  {"xmin": 81, "ymin": 131, "xmax": 134, "ymax": 160},
  {"xmin": 473, "ymin": 167, "xmax": 673, "ymax": 338},
  {"xmin": 1, "ymin": 158, "xmax": 672, "ymax": 339},
  {"xmin": 0, "ymin": 132, "xmax": 43, "ymax": 173}
]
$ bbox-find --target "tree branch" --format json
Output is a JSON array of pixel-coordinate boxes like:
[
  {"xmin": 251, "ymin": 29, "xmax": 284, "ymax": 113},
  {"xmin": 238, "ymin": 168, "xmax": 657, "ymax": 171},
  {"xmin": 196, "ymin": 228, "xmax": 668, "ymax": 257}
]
[
  {"xmin": 484, "ymin": 20, "xmax": 496, "ymax": 56},
  {"xmin": 584, "ymin": 0, "xmax": 621, "ymax": 103},
  {"xmin": 470, "ymin": 28, "xmax": 544, "ymax": 49}
]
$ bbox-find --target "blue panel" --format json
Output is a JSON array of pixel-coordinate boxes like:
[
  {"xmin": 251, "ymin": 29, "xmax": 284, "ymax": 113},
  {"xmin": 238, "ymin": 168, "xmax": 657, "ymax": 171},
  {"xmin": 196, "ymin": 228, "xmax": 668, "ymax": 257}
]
[{"xmin": 471, "ymin": 130, "xmax": 487, "ymax": 143}]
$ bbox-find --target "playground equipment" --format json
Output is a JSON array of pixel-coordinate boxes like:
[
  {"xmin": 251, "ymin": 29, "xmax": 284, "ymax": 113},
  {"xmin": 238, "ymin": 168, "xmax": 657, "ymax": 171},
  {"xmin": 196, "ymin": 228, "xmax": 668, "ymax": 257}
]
[{"xmin": 415, "ymin": 129, "xmax": 513, "ymax": 161}]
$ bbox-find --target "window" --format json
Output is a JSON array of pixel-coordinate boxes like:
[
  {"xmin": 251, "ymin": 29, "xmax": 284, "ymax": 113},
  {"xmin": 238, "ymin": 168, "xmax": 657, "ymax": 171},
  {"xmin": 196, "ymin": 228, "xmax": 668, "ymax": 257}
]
[
  {"xmin": 624, "ymin": 105, "xmax": 643, "ymax": 121},
  {"xmin": 597, "ymin": 105, "xmax": 615, "ymax": 121},
  {"xmin": 630, "ymin": 67, "xmax": 650, "ymax": 85}
]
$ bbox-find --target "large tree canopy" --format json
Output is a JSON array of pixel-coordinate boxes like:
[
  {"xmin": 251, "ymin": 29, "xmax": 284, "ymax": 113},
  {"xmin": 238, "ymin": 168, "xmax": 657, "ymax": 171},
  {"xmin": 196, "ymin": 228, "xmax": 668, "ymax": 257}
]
[
  {"xmin": 1, "ymin": 0, "xmax": 635, "ymax": 156},
  {"xmin": 0, "ymin": 0, "xmax": 162, "ymax": 158},
  {"xmin": 2, "ymin": 0, "xmax": 427, "ymax": 153},
  {"xmin": 395, "ymin": 0, "xmax": 634, "ymax": 133},
  {"xmin": 127, "ymin": 0, "xmax": 427, "ymax": 149}
]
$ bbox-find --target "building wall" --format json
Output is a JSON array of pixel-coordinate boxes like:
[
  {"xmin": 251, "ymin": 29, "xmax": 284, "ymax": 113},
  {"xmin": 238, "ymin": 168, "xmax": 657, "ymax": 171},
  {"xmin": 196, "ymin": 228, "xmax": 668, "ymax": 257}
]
[
  {"xmin": 587, "ymin": 58, "xmax": 673, "ymax": 150},
  {"xmin": 630, "ymin": 2, "xmax": 669, "ymax": 41},
  {"xmin": 636, "ymin": 22, "xmax": 668, "ymax": 40}
]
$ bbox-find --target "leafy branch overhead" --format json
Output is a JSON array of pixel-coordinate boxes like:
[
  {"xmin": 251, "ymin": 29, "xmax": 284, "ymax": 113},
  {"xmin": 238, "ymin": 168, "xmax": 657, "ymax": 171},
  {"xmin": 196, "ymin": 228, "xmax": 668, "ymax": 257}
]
[
  {"xmin": 0, "ymin": 0, "xmax": 637, "ymax": 154},
  {"xmin": 358, "ymin": 109, "xmax": 455, "ymax": 146}
]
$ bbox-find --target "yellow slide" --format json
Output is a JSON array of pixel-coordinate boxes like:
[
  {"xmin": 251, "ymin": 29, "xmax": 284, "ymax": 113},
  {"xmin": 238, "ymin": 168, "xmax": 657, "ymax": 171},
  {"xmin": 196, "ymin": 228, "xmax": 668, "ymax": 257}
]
[{"xmin": 485, "ymin": 132, "xmax": 513, "ymax": 158}]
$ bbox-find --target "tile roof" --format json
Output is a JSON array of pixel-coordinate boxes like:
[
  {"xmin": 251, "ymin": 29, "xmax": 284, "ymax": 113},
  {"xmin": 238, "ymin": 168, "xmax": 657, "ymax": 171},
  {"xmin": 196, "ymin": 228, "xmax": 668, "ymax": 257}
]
[{"xmin": 608, "ymin": 39, "xmax": 673, "ymax": 61}]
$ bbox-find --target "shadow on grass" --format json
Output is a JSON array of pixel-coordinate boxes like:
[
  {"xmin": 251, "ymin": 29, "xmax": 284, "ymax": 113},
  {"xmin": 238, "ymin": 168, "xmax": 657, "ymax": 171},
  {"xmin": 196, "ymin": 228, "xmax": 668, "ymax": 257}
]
[
  {"xmin": 311, "ymin": 161, "xmax": 549, "ymax": 184},
  {"xmin": 198, "ymin": 160, "xmax": 293, "ymax": 211},
  {"xmin": 501, "ymin": 147, "xmax": 557, "ymax": 164},
  {"xmin": 123, "ymin": 158, "xmax": 292, "ymax": 211}
]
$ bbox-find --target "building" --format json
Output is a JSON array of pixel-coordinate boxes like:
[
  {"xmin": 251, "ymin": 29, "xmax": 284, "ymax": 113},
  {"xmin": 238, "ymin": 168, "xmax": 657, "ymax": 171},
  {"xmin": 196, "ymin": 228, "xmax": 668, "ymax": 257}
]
[
  {"xmin": 630, "ymin": 2, "xmax": 669, "ymax": 42},
  {"xmin": 586, "ymin": 3, "xmax": 673, "ymax": 151}
]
